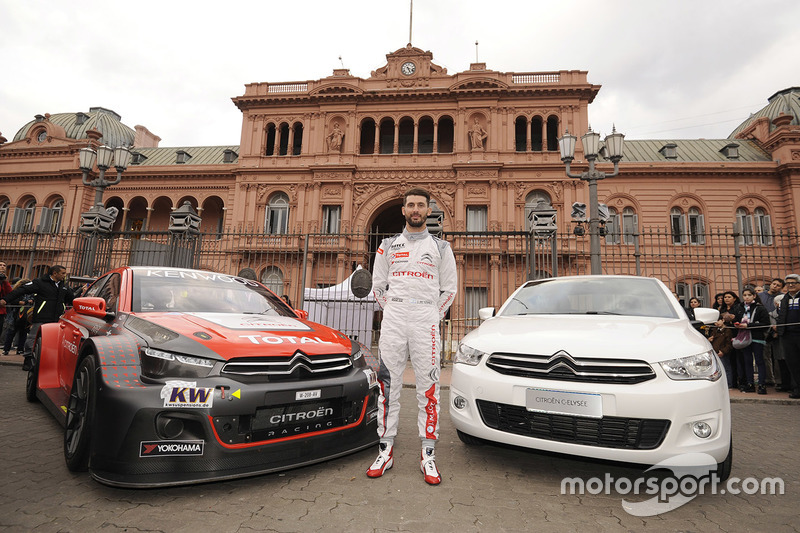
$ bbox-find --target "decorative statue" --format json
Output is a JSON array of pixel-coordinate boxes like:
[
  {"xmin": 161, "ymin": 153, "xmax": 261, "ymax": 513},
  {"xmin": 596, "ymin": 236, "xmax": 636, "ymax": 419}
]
[
  {"xmin": 326, "ymin": 122, "xmax": 344, "ymax": 153},
  {"xmin": 468, "ymin": 118, "xmax": 487, "ymax": 151}
]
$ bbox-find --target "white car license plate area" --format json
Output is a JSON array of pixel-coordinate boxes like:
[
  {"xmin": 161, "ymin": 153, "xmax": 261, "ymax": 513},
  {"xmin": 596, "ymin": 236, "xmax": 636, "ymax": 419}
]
[
  {"xmin": 526, "ymin": 388, "xmax": 603, "ymax": 418},
  {"xmin": 296, "ymin": 389, "xmax": 321, "ymax": 401}
]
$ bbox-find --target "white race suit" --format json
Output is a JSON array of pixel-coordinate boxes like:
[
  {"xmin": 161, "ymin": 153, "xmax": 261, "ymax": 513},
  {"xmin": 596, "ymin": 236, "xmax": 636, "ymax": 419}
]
[{"xmin": 372, "ymin": 228, "xmax": 457, "ymax": 442}]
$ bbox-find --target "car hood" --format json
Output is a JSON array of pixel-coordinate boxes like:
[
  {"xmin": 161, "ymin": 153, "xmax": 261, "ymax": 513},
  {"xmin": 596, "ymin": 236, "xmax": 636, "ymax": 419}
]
[
  {"xmin": 126, "ymin": 312, "xmax": 350, "ymax": 360},
  {"xmin": 463, "ymin": 314, "xmax": 711, "ymax": 363}
]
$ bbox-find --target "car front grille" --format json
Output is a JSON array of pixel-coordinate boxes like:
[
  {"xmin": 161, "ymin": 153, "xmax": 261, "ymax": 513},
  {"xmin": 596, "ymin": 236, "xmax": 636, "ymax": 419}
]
[
  {"xmin": 476, "ymin": 400, "xmax": 670, "ymax": 450},
  {"xmin": 221, "ymin": 352, "xmax": 352, "ymax": 377},
  {"xmin": 486, "ymin": 351, "xmax": 656, "ymax": 384}
]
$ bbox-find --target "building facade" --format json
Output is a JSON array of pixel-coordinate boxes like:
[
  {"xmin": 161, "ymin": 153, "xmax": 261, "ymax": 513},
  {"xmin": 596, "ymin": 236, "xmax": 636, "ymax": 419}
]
[{"xmin": 2, "ymin": 45, "xmax": 800, "ymax": 317}]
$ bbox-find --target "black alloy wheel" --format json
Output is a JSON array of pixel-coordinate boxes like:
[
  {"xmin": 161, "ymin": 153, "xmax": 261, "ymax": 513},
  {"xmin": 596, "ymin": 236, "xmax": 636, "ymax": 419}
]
[{"xmin": 64, "ymin": 355, "xmax": 97, "ymax": 472}]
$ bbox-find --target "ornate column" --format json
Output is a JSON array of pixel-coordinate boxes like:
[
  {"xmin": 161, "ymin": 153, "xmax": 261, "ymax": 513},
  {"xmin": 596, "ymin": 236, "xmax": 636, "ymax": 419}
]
[
  {"xmin": 393, "ymin": 121, "xmax": 399, "ymax": 154},
  {"xmin": 433, "ymin": 121, "xmax": 439, "ymax": 153},
  {"xmin": 413, "ymin": 120, "xmax": 419, "ymax": 153},
  {"xmin": 526, "ymin": 117, "xmax": 532, "ymax": 152},
  {"xmin": 373, "ymin": 122, "xmax": 380, "ymax": 154}
]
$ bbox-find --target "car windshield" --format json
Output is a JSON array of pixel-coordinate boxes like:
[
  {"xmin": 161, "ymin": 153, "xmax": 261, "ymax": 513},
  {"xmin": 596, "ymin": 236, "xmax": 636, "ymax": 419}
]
[
  {"xmin": 132, "ymin": 269, "xmax": 295, "ymax": 316},
  {"xmin": 501, "ymin": 277, "xmax": 679, "ymax": 319}
]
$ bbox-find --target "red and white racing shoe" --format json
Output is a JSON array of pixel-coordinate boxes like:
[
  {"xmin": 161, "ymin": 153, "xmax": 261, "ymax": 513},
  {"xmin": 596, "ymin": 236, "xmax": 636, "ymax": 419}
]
[
  {"xmin": 420, "ymin": 447, "xmax": 441, "ymax": 485},
  {"xmin": 366, "ymin": 442, "xmax": 393, "ymax": 478}
]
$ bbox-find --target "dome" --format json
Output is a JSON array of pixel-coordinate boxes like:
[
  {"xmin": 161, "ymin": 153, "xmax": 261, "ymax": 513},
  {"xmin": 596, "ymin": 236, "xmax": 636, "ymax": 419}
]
[
  {"xmin": 13, "ymin": 107, "xmax": 136, "ymax": 148},
  {"xmin": 729, "ymin": 87, "xmax": 800, "ymax": 139}
]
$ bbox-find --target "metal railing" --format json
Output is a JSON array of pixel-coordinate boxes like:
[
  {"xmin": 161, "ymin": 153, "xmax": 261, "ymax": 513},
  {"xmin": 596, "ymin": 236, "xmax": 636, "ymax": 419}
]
[{"xmin": 2, "ymin": 225, "xmax": 798, "ymax": 361}]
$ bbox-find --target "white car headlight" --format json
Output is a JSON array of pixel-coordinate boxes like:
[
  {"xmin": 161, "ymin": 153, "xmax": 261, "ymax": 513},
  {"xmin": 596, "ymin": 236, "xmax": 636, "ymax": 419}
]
[
  {"xmin": 659, "ymin": 350, "xmax": 721, "ymax": 381},
  {"xmin": 455, "ymin": 343, "xmax": 488, "ymax": 366}
]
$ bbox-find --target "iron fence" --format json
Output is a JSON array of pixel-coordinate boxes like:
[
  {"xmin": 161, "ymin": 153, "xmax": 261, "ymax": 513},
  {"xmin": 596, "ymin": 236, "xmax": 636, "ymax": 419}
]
[{"xmin": 1, "ymin": 225, "xmax": 799, "ymax": 360}]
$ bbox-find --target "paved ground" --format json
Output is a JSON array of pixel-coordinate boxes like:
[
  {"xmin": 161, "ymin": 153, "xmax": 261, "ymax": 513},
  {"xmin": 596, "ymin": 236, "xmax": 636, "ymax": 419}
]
[{"xmin": 1, "ymin": 362, "xmax": 798, "ymax": 533}]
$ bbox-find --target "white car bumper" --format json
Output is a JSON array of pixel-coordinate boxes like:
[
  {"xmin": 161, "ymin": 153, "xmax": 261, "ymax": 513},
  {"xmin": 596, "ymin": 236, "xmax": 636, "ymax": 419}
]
[{"xmin": 449, "ymin": 362, "xmax": 731, "ymax": 465}]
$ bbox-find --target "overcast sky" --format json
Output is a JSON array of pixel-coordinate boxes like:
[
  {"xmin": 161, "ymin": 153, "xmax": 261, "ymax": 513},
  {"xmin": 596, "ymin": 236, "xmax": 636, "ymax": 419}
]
[{"xmin": 1, "ymin": 0, "xmax": 798, "ymax": 147}]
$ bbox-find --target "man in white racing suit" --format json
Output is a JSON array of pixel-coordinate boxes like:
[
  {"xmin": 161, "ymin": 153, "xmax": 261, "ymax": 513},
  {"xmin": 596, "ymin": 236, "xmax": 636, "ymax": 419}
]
[{"xmin": 366, "ymin": 188, "xmax": 457, "ymax": 485}]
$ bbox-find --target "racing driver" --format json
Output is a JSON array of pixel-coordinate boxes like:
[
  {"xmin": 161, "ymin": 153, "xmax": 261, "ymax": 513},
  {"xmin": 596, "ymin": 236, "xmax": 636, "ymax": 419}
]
[{"xmin": 366, "ymin": 188, "xmax": 457, "ymax": 485}]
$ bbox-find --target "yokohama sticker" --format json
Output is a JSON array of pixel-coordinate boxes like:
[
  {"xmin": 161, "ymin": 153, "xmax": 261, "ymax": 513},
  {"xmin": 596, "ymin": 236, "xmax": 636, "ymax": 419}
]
[
  {"xmin": 160, "ymin": 380, "xmax": 214, "ymax": 408},
  {"xmin": 139, "ymin": 440, "xmax": 205, "ymax": 457}
]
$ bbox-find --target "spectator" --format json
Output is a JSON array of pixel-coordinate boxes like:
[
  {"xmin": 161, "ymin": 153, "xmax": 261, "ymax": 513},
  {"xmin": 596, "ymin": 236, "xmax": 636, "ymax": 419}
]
[
  {"xmin": 0, "ymin": 265, "xmax": 75, "ymax": 371},
  {"xmin": 0, "ymin": 261, "xmax": 11, "ymax": 348},
  {"xmin": 716, "ymin": 291, "xmax": 744, "ymax": 389},
  {"xmin": 712, "ymin": 293, "xmax": 725, "ymax": 312},
  {"xmin": 736, "ymin": 288, "xmax": 770, "ymax": 394},
  {"xmin": 775, "ymin": 274, "xmax": 800, "ymax": 399},
  {"xmin": 281, "ymin": 294, "xmax": 293, "ymax": 308},
  {"xmin": 3, "ymin": 278, "xmax": 32, "ymax": 355},
  {"xmin": 759, "ymin": 278, "xmax": 784, "ymax": 386},
  {"xmin": 708, "ymin": 325, "xmax": 735, "ymax": 388},
  {"xmin": 686, "ymin": 297, "xmax": 701, "ymax": 321},
  {"xmin": 773, "ymin": 292, "xmax": 794, "ymax": 392}
]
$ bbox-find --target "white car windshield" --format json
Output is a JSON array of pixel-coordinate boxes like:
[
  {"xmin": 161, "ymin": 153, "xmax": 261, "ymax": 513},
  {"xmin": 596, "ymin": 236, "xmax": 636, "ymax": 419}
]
[
  {"xmin": 132, "ymin": 269, "xmax": 294, "ymax": 316},
  {"xmin": 501, "ymin": 277, "xmax": 679, "ymax": 319}
]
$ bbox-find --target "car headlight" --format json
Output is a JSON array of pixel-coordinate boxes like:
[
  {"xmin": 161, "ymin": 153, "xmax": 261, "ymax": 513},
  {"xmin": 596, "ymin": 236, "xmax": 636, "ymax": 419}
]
[
  {"xmin": 659, "ymin": 350, "xmax": 721, "ymax": 381},
  {"xmin": 350, "ymin": 340, "xmax": 367, "ymax": 369},
  {"xmin": 142, "ymin": 347, "xmax": 216, "ymax": 379},
  {"xmin": 455, "ymin": 343, "xmax": 487, "ymax": 366}
]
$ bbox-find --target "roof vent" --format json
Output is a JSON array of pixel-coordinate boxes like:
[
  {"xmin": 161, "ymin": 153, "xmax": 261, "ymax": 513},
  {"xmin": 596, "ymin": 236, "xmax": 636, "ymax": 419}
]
[
  {"xmin": 720, "ymin": 143, "xmax": 739, "ymax": 159},
  {"xmin": 176, "ymin": 150, "xmax": 192, "ymax": 164},
  {"xmin": 75, "ymin": 112, "xmax": 89, "ymax": 125},
  {"xmin": 130, "ymin": 152, "xmax": 148, "ymax": 165},
  {"xmin": 659, "ymin": 143, "xmax": 678, "ymax": 159},
  {"xmin": 223, "ymin": 149, "xmax": 238, "ymax": 163},
  {"xmin": 34, "ymin": 114, "xmax": 45, "ymax": 122}
]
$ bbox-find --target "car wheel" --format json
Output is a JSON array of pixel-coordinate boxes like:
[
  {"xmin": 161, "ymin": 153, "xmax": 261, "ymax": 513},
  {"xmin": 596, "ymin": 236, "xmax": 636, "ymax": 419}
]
[
  {"xmin": 64, "ymin": 356, "xmax": 97, "ymax": 472},
  {"xmin": 25, "ymin": 341, "xmax": 40, "ymax": 403},
  {"xmin": 457, "ymin": 430, "xmax": 484, "ymax": 446},
  {"xmin": 715, "ymin": 437, "xmax": 733, "ymax": 482}
]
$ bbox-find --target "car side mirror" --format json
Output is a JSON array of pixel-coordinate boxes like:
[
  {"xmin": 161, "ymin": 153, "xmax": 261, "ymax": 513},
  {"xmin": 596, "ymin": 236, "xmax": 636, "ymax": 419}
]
[
  {"xmin": 478, "ymin": 307, "xmax": 496, "ymax": 321},
  {"xmin": 73, "ymin": 297, "xmax": 112, "ymax": 320},
  {"xmin": 294, "ymin": 309, "xmax": 309, "ymax": 320}
]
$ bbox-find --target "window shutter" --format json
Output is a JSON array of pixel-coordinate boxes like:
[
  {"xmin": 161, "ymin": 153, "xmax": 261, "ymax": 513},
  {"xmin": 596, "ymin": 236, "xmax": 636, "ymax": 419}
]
[
  {"xmin": 697, "ymin": 214, "xmax": 705, "ymax": 245},
  {"xmin": 37, "ymin": 207, "xmax": 52, "ymax": 234},
  {"xmin": 10, "ymin": 208, "xmax": 25, "ymax": 233}
]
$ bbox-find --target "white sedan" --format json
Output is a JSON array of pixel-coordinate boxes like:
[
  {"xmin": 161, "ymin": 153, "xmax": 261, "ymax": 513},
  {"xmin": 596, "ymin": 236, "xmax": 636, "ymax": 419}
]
[{"xmin": 450, "ymin": 275, "xmax": 731, "ymax": 479}]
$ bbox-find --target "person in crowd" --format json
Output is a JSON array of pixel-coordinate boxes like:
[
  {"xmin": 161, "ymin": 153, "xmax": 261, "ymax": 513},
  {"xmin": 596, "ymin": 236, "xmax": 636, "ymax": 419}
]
[
  {"xmin": 716, "ymin": 291, "xmax": 744, "ymax": 389},
  {"xmin": 0, "ymin": 265, "xmax": 75, "ymax": 371},
  {"xmin": 735, "ymin": 287, "xmax": 770, "ymax": 394},
  {"xmin": 775, "ymin": 274, "xmax": 800, "ymax": 399},
  {"xmin": 3, "ymin": 278, "xmax": 32, "ymax": 355},
  {"xmin": 281, "ymin": 294, "xmax": 293, "ymax": 308},
  {"xmin": 686, "ymin": 296, "xmax": 701, "ymax": 320},
  {"xmin": 0, "ymin": 261, "xmax": 12, "ymax": 348},
  {"xmin": 712, "ymin": 293, "xmax": 725, "ymax": 312},
  {"xmin": 759, "ymin": 278, "xmax": 784, "ymax": 386},
  {"xmin": 708, "ymin": 324, "xmax": 735, "ymax": 387},
  {"xmin": 366, "ymin": 188, "xmax": 457, "ymax": 485},
  {"xmin": 773, "ymin": 292, "xmax": 794, "ymax": 393}
]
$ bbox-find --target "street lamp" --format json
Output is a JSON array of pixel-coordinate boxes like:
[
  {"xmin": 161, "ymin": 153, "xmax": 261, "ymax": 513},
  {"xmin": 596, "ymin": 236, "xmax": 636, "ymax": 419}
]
[
  {"xmin": 78, "ymin": 145, "xmax": 130, "ymax": 234},
  {"xmin": 78, "ymin": 144, "xmax": 131, "ymax": 275},
  {"xmin": 558, "ymin": 127, "xmax": 625, "ymax": 275}
]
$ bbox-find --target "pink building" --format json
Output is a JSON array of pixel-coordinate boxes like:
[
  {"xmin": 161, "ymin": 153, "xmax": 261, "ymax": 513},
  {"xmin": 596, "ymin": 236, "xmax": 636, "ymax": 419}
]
[{"xmin": 1, "ymin": 45, "xmax": 799, "ymax": 311}]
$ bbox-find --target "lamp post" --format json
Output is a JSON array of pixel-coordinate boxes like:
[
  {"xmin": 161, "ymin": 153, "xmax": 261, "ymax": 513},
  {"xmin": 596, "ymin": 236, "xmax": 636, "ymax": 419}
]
[
  {"xmin": 78, "ymin": 144, "xmax": 131, "ymax": 274},
  {"xmin": 558, "ymin": 127, "xmax": 625, "ymax": 275}
]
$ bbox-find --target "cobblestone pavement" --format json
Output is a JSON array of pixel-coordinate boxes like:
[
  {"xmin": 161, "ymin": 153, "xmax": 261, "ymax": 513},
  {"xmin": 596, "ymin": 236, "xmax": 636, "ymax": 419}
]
[{"xmin": 1, "ymin": 364, "xmax": 798, "ymax": 533}]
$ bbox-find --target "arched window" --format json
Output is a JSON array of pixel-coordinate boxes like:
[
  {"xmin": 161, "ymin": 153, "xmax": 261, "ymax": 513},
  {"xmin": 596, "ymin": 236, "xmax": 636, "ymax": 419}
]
[
  {"xmin": 531, "ymin": 117, "xmax": 543, "ymax": 151},
  {"xmin": 676, "ymin": 281, "xmax": 710, "ymax": 308},
  {"xmin": 278, "ymin": 123, "xmax": 290, "ymax": 156},
  {"xmin": 359, "ymin": 118, "xmax": 376, "ymax": 154},
  {"xmin": 671, "ymin": 206, "xmax": 705, "ymax": 245},
  {"xmin": 621, "ymin": 207, "xmax": 637, "ymax": 245},
  {"xmin": 418, "ymin": 117, "xmax": 434, "ymax": 153},
  {"xmin": 265, "ymin": 193, "xmax": 289, "ymax": 234},
  {"xmin": 398, "ymin": 117, "xmax": 414, "ymax": 153},
  {"xmin": 606, "ymin": 207, "xmax": 620, "ymax": 244},
  {"xmin": 265, "ymin": 124, "xmax": 276, "ymax": 156},
  {"xmin": 47, "ymin": 199, "xmax": 64, "ymax": 233},
  {"xmin": 514, "ymin": 117, "xmax": 527, "ymax": 152},
  {"xmin": 524, "ymin": 190, "xmax": 552, "ymax": 231},
  {"xmin": 12, "ymin": 199, "xmax": 37, "ymax": 233},
  {"xmin": 379, "ymin": 118, "xmax": 395, "ymax": 154},
  {"xmin": 292, "ymin": 122, "xmax": 303, "ymax": 155},
  {"xmin": 754, "ymin": 207, "xmax": 773, "ymax": 246},
  {"xmin": 261, "ymin": 266, "xmax": 284, "ymax": 295},
  {"xmin": 546, "ymin": 116, "xmax": 559, "ymax": 151},
  {"xmin": 437, "ymin": 116, "xmax": 454, "ymax": 153},
  {"xmin": 0, "ymin": 200, "xmax": 9, "ymax": 232}
]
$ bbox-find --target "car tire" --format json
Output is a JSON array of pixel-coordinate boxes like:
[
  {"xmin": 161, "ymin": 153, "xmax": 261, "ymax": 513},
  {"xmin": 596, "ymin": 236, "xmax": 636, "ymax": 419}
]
[
  {"xmin": 25, "ymin": 341, "xmax": 40, "ymax": 403},
  {"xmin": 64, "ymin": 356, "xmax": 97, "ymax": 472},
  {"xmin": 457, "ymin": 430, "xmax": 484, "ymax": 446},
  {"xmin": 716, "ymin": 436, "xmax": 733, "ymax": 482}
]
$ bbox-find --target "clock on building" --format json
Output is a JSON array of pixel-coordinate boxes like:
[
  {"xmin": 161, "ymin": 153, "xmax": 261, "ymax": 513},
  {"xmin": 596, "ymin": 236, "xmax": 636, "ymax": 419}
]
[{"xmin": 401, "ymin": 61, "xmax": 416, "ymax": 76}]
